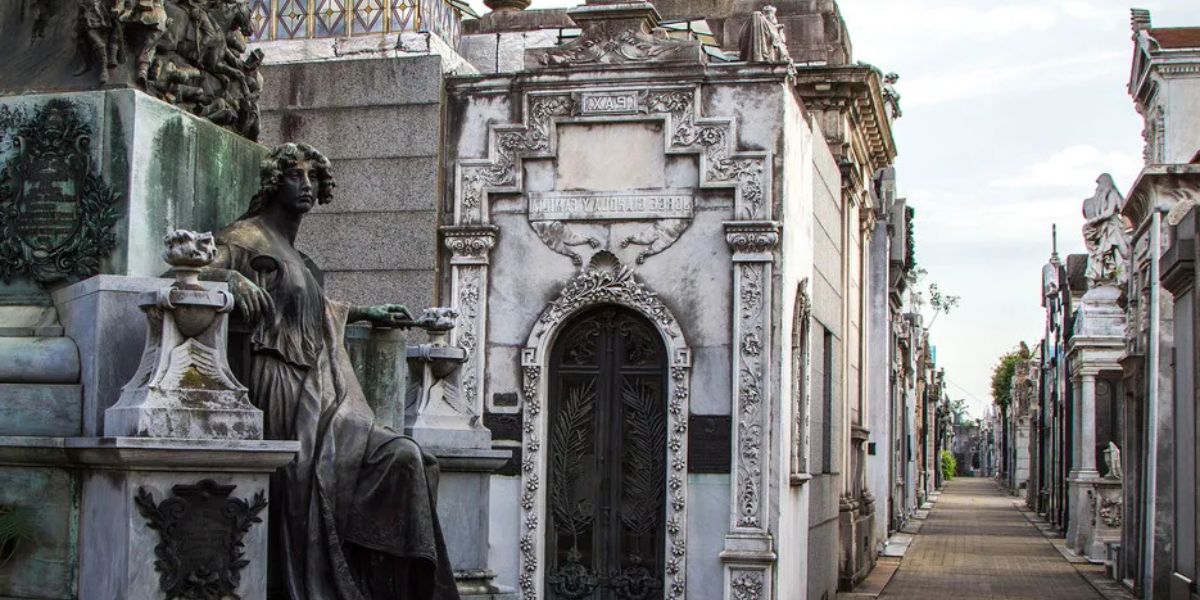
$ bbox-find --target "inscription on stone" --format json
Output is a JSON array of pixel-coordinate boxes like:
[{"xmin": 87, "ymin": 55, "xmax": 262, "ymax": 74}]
[
  {"xmin": 529, "ymin": 190, "xmax": 694, "ymax": 221},
  {"xmin": 579, "ymin": 91, "xmax": 640, "ymax": 115},
  {"xmin": 134, "ymin": 479, "xmax": 268, "ymax": 600}
]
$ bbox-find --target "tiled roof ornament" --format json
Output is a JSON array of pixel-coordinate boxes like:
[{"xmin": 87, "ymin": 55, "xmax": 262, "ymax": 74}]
[{"xmin": 1130, "ymin": 8, "xmax": 1151, "ymax": 33}]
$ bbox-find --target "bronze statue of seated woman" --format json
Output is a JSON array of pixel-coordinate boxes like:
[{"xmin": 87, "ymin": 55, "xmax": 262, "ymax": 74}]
[{"xmin": 200, "ymin": 143, "xmax": 459, "ymax": 600}]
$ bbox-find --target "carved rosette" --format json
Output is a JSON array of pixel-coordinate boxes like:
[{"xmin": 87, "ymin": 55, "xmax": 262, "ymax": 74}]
[
  {"xmin": 521, "ymin": 265, "xmax": 691, "ymax": 600},
  {"xmin": 728, "ymin": 570, "xmax": 767, "ymax": 600},
  {"xmin": 442, "ymin": 225, "xmax": 499, "ymax": 418},
  {"xmin": 452, "ymin": 86, "xmax": 772, "ymax": 263}
]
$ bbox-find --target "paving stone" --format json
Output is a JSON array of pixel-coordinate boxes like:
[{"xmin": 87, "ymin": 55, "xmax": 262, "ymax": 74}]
[{"xmin": 879, "ymin": 478, "xmax": 1106, "ymax": 600}]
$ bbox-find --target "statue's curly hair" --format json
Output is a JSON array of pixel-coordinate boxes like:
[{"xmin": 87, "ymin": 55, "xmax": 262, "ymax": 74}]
[{"xmin": 243, "ymin": 143, "xmax": 335, "ymax": 217}]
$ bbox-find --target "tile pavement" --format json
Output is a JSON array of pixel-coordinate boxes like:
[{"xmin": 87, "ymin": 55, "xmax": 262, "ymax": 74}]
[{"xmin": 877, "ymin": 478, "xmax": 1106, "ymax": 600}]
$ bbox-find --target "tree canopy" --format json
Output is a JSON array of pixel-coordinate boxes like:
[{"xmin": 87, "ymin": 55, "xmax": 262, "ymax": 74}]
[{"xmin": 991, "ymin": 342, "xmax": 1031, "ymax": 409}]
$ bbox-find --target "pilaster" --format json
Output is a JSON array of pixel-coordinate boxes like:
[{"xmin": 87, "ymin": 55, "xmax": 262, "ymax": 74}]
[
  {"xmin": 442, "ymin": 225, "xmax": 500, "ymax": 418},
  {"xmin": 720, "ymin": 220, "xmax": 781, "ymax": 599}
]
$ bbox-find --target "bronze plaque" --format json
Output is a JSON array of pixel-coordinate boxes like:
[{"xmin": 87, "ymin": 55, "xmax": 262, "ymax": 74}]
[{"xmin": 134, "ymin": 479, "xmax": 267, "ymax": 600}]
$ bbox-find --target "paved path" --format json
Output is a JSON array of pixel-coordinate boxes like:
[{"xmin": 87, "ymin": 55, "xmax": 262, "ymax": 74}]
[{"xmin": 879, "ymin": 478, "xmax": 1104, "ymax": 600}]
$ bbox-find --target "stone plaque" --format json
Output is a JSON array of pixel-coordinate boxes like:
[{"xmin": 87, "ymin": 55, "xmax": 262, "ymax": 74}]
[
  {"xmin": 578, "ymin": 91, "xmax": 641, "ymax": 115},
  {"xmin": 0, "ymin": 99, "xmax": 120, "ymax": 283},
  {"xmin": 529, "ymin": 190, "xmax": 694, "ymax": 221},
  {"xmin": 134, "ymin": 479, "xmax": 267, "ymax": 600}
]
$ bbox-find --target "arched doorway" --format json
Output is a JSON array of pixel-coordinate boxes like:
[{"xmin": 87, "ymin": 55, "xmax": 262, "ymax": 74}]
[{"xmin": 545, "ymin": 305, "xmax": 668, "ymax": 600}]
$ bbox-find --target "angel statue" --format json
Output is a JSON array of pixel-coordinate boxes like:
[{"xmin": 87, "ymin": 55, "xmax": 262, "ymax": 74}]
[
  {"xmin": 198, "ymin": 143, "xmax": 459, "ymax": 600},
  {"xmin": 1081, "ymin": 174, "xmax": 1131, "ymax": 290}
]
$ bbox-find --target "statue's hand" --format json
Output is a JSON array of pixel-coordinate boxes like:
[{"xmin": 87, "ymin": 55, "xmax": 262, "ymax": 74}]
[
  {"xmin": 228, "ymin": 271, "xmax": 274, "ymax": 323},
  {"xmin": 357, "ymin": 304, "xmax": 414, "ymax": 329}
]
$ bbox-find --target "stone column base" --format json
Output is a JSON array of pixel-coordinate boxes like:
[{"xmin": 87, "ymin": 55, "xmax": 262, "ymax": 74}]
[{"xmin": 0, "ymin": 436, "xmax": 297, "ymax": 600}]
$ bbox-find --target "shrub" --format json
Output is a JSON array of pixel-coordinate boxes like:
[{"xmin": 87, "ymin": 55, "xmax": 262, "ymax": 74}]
[{"xmin": 940, "ymin": 449, "xmax": 957, "ymax": 482}]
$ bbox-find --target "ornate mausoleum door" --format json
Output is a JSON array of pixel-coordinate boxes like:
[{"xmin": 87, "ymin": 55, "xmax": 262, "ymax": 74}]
[{"xmin": 546, "ymin": 306, "xmax": 668, "ymax": 600}]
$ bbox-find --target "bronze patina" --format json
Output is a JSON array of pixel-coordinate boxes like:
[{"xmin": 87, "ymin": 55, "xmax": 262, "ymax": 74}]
[{"xmin": 200, "ymin": 143, "xmax": 459, "ymax": 600}]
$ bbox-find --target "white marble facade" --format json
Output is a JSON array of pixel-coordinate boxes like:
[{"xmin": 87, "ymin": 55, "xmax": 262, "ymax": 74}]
[{"xmin": 440, "ymin": 47, "xmax": 829, "ymax": 598}]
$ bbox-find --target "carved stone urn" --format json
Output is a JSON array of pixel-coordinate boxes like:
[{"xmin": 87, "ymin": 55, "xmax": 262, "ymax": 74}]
[{"xmin": 104, "ymin": 230, "xmax": 263, "ymax": 440}]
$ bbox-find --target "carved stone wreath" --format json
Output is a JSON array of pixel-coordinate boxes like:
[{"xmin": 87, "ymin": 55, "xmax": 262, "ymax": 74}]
[
  {"xmin": 0, "ymin": 100, "xmax": 120, "ymax": 284},
  {"xmin": 134, "ymin": 479, "xmax": 267, "ymax": 600},
  {"xmin": 520, "ymin": 262, "xmax": 691, "ymax": 600}
]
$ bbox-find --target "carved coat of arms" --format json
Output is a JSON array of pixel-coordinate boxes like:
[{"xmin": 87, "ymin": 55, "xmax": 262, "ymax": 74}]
[
  {"xmin": 0, "ymin": 100, "xmax": 120, "ymax": 283},
  {"xmin": 134, "ymin": 479, "xmax": 268, "ymax": 600}
]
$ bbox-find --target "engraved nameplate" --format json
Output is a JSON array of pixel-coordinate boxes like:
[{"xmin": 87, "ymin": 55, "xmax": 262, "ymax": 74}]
[
  {"xmin": 579, "ymin": 91, "xmax": 640, "ymax": 115},
  {"xmin": 529, "ymin": 190, "xmax": 694, "ymax": 221}
]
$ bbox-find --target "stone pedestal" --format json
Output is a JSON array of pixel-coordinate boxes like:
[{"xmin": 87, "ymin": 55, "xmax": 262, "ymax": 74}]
[
  {"xmin": 1089, "ymin": 478, "xmax": 1123, "ymax": 564},
  {"xmin": 404, "ymin": 318, "xmax": 515, "ymax": 599},
  {"xmin": 1066, "ymin": 285, "xmax": 1124, "ymax": 557}
]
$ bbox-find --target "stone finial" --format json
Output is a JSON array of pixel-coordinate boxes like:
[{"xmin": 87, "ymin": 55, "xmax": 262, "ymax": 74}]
[
  {"xmin": 104, "ymin": 230, "xmax": 262, "ymax": 440},
  {"xmin": 484, "ymin": 0, "xmax": 530, "ymax": 12},
  {"xmin": 1131, "ymin": 8, "xmax": 1151, "ymax": 33}
]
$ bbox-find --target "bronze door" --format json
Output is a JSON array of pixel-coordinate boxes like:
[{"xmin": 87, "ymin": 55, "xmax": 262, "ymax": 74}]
[{"xmin": 546, "ymin": 306, "xmax": 668, "ymax": 600}]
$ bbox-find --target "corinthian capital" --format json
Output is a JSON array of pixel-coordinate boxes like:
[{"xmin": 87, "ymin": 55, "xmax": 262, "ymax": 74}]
[
  {"xmin": 442, "ymin": 225, "xmax": 500, "ymax": 264},
  {"xmin": 725, "ymin": 221, "xmax": 782, "ymax": 260}
]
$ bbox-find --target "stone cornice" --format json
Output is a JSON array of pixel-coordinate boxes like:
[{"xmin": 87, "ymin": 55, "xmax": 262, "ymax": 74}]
[
  {"xmin": 791, "ymin": 65, "xmax": 897, "ymax": 173},
  {"xmin": 1122, "ymin": 164, "xmax": 1200, "ymax": 230}
]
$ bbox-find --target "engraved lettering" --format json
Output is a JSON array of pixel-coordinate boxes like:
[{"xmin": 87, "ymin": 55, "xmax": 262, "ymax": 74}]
[{"xmin": 529, "ymin": 190, "xmax": 694, "ymax": 221}]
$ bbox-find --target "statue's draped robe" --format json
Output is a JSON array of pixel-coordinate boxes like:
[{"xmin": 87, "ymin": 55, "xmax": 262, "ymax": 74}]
[{"xmin": 215, "ymin": 218, "xmax": 459, "ymax": 600}]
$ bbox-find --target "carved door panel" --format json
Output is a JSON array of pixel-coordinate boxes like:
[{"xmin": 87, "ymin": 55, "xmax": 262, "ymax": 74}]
[{"xmin": 546, "ymin": 307, "xmax": 667, "ymax": 600}]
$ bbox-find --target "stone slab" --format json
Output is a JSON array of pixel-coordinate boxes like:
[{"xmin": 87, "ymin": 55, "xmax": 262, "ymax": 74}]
[
  {"xmin": 322, "ymin": 270, "xmax": 436, "ymax": 314},
  {"xmin": 0, "ymin": 337, "xmax": 79, "ymax": 384},
  {"xmin": 0, "ymin": 384, "xmax": 82, "ymax": 437},
  {"xmin": 260, "ymin": 54, "xmax": 445, "ymax": 109},
  {"xmin": 298, "ymin": 211, "xmax": 438, "ymax": 271},
  {"xmin": 53, "ymin": 276, "xmax": 166, "ymax": 437},
  {"xmin": 79, "ymin": 469, "xmax": 269, "ymax": 600},
  {"xmin": 311, "ymin": 156, "xmax": 440, "ymax": 213},
  {"xmin": 259, "ymin": 103, "xmax": 442, "ymax": 160},
  {"xmin": 0, "ymin": 90, "xmax": 265, "ymax": 304},
  {"xmin": 0, "ymin": 466, "xmax": 78, "ymax": 600}
]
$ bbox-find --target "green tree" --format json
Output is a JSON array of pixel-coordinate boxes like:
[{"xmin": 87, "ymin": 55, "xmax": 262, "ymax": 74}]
[{"xmin": 990, "ymin": 342, "xmax": 1032, "ymax": 409}]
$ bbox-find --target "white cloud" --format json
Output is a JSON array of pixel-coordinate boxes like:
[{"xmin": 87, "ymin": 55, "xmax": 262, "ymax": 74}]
[
  {"xmin": 990, "ymin": 144, "xmax": 1142, "ymax": 190},
  {"xmin": 901, "ymin": 51, "xmax": 1126, "ymax": 107}
]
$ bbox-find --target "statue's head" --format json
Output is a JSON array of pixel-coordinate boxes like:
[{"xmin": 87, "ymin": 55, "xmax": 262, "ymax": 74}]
[
  {"xmin": 245, "ymin": 143, "xmax": 335, "ymax": 218},
  {"xmin": 1095, "ymin": 173, "xmax": 1116, "ymax": 190},
  {"xmin": 885, "ymin": 72, "xmax": 900, "ymax": 85}
]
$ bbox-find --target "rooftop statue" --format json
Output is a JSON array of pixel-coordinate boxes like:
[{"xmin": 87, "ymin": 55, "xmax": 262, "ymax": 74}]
[
  {"xmin": 1082, "ymin": 173, "xmax": 1131, "ymax": 291},
  {"xmin": 739, "ymin": 5, "xmax": 791, "ymax": 64},
  {"xmin": 199, "ymin": 143, "xmax": 460, "ymax": 599}
]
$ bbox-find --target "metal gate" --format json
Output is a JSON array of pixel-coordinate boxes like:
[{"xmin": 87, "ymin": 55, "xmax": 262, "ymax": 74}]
[{"xmin": 545, "ymin": 306, "xmax": 668, "ymax": 600}]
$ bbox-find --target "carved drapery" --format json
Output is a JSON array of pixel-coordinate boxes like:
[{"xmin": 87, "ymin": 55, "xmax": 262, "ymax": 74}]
[
  {"xmin": 442, "ymin": 225, "xmax": 498, "ymax": 416},
  {"xmin": 521, "ymin": 265, "xmax": 691, "ymax": 600}
]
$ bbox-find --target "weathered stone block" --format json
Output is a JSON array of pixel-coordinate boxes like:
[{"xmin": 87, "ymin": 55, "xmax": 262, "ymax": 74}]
[
  {"xmin": 0, "ymin": 90, "xmax": 265, "ymax": 304},
  {"xmin": 259, "ymin": 104, "xmax": 442, "ymax": 160},
  {"xmin": 323, "ymin": 271, "xmax": 436, "ymax": 314},
  {"xmin": 260, "ymin": 54, "xmax": 445, "ymax": 109},
  {"xmin": 298, "ymin": 211, "xmax": 438, "ymax": 271},
  {"xmin": 0, "ymin": 466, "xmax": 78, "ymax": 600},
  {"xmin": 317, "ymin": 156, "xmax": 441, "ymax": 213},
  {"xmin": 0, "ymin": 384, "xmax": 82, "ymax": 437}
]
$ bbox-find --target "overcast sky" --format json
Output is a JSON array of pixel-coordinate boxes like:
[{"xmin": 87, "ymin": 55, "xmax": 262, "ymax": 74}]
[{"xmin": 466, "ymin": 0, "xmax": 1193, "ymax": 417}]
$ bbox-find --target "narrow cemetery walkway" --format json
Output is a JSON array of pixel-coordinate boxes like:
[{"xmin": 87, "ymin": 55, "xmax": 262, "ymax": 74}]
[{"xmin": 878, "ymin": 478, "xmax": 1105, "ymax": 600}]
